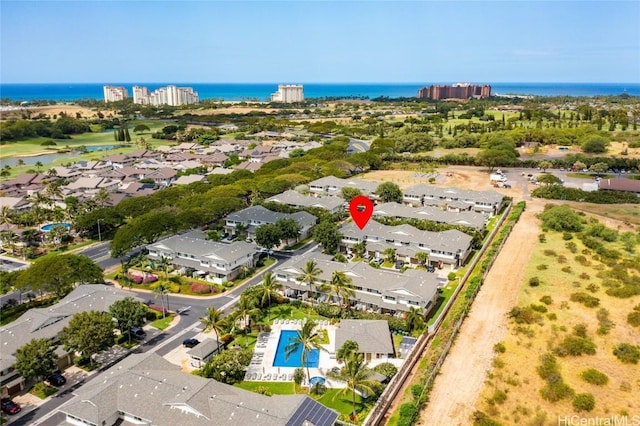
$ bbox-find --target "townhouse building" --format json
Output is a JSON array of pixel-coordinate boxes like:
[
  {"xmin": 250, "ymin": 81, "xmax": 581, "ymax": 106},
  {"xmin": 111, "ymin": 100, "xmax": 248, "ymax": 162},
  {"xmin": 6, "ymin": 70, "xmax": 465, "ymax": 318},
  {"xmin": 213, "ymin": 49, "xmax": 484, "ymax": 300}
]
[
  {"xmin": 147, "ymin": 231, "xmax": 256, "ymax": 284},
  {"xmin": 308, "ymin": 176, "xmax": 379, "ymax": 198},
  {"xmin": 273, "ymin": 253, "xmax": 440, "ymax": 316},
  {"xmin": 59, "ymin": 352, "xmax": 337, "ymax": 426},
  {"xmin": 0, "ymin": 285, "xmax": 141, "ymax": 397},
  {"xmin": 373, "ymin": 202, "xmax": 487, "ymax": 230},
  {"xmin": 339, "ymin": 221, "xmax": 473, "ymax": 268},
  {"xmin": 265, "ymin": 190, "xmax": 345, "ymax": 214},
  {"xmin": 224, "ymin": 206, "xmax": 317, "ymax": 240},
  {"xmin": 402, "ymin": 184, "xmax": 504, "ymax": 216}
]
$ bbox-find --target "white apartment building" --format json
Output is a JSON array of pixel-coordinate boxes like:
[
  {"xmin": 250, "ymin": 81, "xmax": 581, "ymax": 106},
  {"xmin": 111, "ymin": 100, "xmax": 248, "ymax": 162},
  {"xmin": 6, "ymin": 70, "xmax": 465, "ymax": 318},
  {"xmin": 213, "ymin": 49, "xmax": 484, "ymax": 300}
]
[
  {"xmin": 132, "ymin": 85, "xmax": 199, "ymax": 106},
  {"xmin": 103, "ymin": 85, "xmax": 128, "ymax": 102},
  {"xmin": 270, "ymin": 84, "xmax": 304, "ymax": 103},
  {"xmin": 132, "ymin": 85, "xmax": 151, "ymax": 104}
]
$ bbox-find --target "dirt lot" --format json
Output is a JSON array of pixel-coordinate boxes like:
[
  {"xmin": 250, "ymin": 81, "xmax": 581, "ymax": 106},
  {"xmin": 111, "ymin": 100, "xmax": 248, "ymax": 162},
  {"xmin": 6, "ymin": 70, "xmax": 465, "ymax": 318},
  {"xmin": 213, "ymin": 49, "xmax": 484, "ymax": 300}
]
[
  {"xmin": 361, "ymin": 167, "xmax": 523, "ymax": 199},
  {"xmin": 416, "ymin": 201, "xmax": 544, "ymax": 425}
]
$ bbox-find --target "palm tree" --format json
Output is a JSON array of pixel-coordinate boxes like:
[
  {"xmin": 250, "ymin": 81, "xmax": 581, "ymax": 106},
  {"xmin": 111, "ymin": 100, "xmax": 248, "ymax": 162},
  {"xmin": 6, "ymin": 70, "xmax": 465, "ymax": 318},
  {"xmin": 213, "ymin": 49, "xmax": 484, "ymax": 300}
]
[
  {"xmin": 383, "ymin": 247, "xmax": 397, "ymax": 264},
  {"xmin": 256, "ymin": 272, "xmax": 281, "ymax": 317},
  {"xmin": 327, "ymin": 352, "xmax": 379, "ymax": 419},
  {"xmin": 45, "ymin": 181, "xmax": 63, "ymax": 202},
  {"xmin": 352, "ymin": 242, "xmax": 367, "ymax": 258},
  {"xmin": 156, "ymin": 256, "xmax": 172, "ymax": 280},
  {"xmin": 415, "ymin": 252, "xmax": 429, "ymax": 268},
  {"xmin": 0, "ymin": 206, "xmax": 14, "ymax": 227},
  {"xmin": 285, "ymin": 320, "xmax": 325, "ymax": 386},
  {"xmin": 34, "ymin": 161, "xmax": 43, "ymax": 173},
  {"xmin": 47, "ymin": 168, "xmax": 58, "ymax": 178},
  {"xmin": 95, "ymin": 188, "xmax": 111, "ymax": 207},
  {"xmin": 0, "ymin": 231, "xmax": 19, "ymax": 255},
  {"xmin": 297, "ymin": 260, "xmax": 323, "ymax": 304},
  {"xmin": 405, "ymin": 307, "xmax": 425, "ymax": 332},
  {"xmin": 235, "ymin": 292, "xmax": 260, "ymax": 334},
  {"xmin": 201, "ymin": 307, "xmax": 225, "ymax": 343},
  {"xmin": 322, "ymin": 270, "xmax": 355, "ymax": 308},
  {"xmin": 152, "ymin": 281, "xmax": 171, "ymax": 318}
]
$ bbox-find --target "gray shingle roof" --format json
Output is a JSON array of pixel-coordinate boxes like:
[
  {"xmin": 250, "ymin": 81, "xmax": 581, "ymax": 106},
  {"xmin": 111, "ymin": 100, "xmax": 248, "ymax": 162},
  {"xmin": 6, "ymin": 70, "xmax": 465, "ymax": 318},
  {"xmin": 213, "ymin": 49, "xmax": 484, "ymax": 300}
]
[
  {"xmin": 374, "ymin": 202, "xmax": 486, "ymax": 229},
  {"xmin": 0, "ymin": 285, "xmax": 142, "ymax": 372},
  {"xmin": 334, "ymin": 320, "xmax": 393, "ymax": 355},
  {"xmin": 59, "ymin": 352, "xmax": 338, "ymax": 426},
  {"xmin": 226, "ymin": 206, "xmax": 317, "ymax": 228},
  {"xmin": 266, "ymin": 190, "xmax": 344, "ymax": 211}
]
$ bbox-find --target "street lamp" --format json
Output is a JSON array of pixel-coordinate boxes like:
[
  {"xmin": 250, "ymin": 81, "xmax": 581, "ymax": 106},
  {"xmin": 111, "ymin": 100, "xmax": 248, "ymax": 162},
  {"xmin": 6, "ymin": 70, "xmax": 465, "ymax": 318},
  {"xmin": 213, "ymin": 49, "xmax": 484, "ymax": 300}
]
[{"xmin": 97, "ymin": 219, "xmax": 103, "ymax": 242}]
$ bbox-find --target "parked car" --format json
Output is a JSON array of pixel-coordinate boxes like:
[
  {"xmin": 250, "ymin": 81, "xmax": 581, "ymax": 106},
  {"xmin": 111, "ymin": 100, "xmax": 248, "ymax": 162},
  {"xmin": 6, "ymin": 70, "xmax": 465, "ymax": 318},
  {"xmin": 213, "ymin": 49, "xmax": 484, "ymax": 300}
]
[
  {"xmin": 372, "ymin": 257, "xmax": 384, "ymax": 265},
  {"xmin": 1, "ymin": 398, "xmax": 21, "ymax": 415},
  {"xmin": 394, "ymin": 260, "xmax": 404, "ymax": 269},
  {"xmin": 46, "ymin": 370, "xmax": 66, "ymax": 387},
  {"xmin": 503, "ymin": 183, "xmax": 512, "ymax": 188},
  {"xmin": 183, "ymin": 338, "xmax": 200, "ymax": 348},
  {"xmin": 427, "ymin": 265, "xmax": 436, "ymax": 273},
  {"xmin": 129, "ymin": 327, "xmax": 146, "ymax": 340}
]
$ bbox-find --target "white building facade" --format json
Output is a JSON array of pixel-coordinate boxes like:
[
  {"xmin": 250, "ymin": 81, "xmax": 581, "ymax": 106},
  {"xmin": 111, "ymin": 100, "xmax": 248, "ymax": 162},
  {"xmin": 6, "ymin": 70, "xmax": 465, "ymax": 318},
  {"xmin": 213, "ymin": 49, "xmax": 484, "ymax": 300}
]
[
  {"xmin": 103, "ymin": 85, "xmax": 128, "ymax": 102},
  {"xmin": 271, "ymin": 84, "xmax": 304, "ymax": 103},
  {"xmin": 132, "ymin": 85, "xmax": 199, "ymax": 106}
]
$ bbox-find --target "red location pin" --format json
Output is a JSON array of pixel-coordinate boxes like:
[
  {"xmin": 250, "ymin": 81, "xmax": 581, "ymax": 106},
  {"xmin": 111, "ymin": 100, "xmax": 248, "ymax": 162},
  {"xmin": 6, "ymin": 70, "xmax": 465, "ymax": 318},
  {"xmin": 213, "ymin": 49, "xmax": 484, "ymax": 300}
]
[{"xmin": 349, "ymin": 195, "xmax": 374, "ymax": 230}]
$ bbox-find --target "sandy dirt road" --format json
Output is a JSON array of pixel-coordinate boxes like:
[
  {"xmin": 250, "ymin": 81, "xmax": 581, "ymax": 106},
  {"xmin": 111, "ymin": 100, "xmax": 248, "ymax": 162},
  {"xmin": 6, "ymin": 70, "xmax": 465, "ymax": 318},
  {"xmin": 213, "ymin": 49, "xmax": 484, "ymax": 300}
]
[{"xmin": 415, "ymin": 201, "xmax": 544, "ymax": 425}]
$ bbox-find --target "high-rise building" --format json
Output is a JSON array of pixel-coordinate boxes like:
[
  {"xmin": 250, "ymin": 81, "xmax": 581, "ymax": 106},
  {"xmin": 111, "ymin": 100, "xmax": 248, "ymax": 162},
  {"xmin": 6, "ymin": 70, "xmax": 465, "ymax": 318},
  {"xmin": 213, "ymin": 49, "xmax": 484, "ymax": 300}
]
[
  {"xmin": 270, "ymin": 84, "xmax": 304, "ymax": 103},
  {"xmin": 132, "ymin": 86, "xmax": 151, "ymax": 105},
  {"xmin": 131, "ymin": 85, "xmax": 199, "ymax": 106},
  {"xmin": 103, "ymin": 86, "xmax": 128, "ymax": 102},
  {"xmin": 417, "ymin": 83, "xmax": 491, "ymax": 100}
]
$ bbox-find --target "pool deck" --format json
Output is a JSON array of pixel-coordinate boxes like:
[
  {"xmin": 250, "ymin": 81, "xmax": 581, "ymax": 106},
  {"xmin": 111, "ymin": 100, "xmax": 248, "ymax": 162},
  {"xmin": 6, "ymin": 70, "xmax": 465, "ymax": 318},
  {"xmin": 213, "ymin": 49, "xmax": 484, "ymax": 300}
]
[{"xmin": 244, "ymin": 319, "xmax": 340, "ymax": 385}]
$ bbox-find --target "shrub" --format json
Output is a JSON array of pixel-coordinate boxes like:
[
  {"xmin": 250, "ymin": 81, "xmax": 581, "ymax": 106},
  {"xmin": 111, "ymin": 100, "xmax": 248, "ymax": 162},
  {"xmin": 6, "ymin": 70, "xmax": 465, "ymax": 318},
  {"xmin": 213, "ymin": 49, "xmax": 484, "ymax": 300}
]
[
  {"xmin": 493, "ymin": 342, "xmax": 506, "ymax": 353},
  {"xmin": 540, "ymin": 295, "xmax": 553, "ymax": 305},
  {"xmin": 574, "ymin": 255, "xmax": 589, "ymax": 265},
  {"xmin": 398, "ymin": 402, "xmax": 418, "ymax": 426},
  {"xmin": 411, "ymin": 384, "xmax": 424, "ymax": 402},
  {"xmin": 537, "ymin": 353, "xmax": 561, "ymax": 382},
  {"xmin": 529, "ymin": 277, "xmax": 540, "ymax": 287},
  {"xmin": 509, "ymin": 306, "xmax": 542, "ymax": 324},
  {"xmin": 573, "ymin": 323, "xmax": 588, "ymax": 338},
  {"xmin": 586, "ymin": 283, "xmax": 599, "ymax": 292},
  {"xmin": 293, "ymin": 368, "xmax": 304, "ymax": 385},
  {"xmin": 148, "ymin": 304, "xmax": 168, "ymax": 315},
  {"xmin": 554, "ymin": 336, "xmax": 596, "ymax": 357},
  {"xmin": 40, "ymin": 140, "xmax": 57, "ymax": 146},
  {"xmin": 447, "ymin": 272, "xmax": 457, "ymax": 281},
  {"xmin": 561, "ymin": 266, "xmax": 572, "ymax": 273},
  {"xmin": 472, "ymin": 411, "xmax": 503, "ymax": 426},
  {"xmin": 530, "ymin": 304, "xmax": 548, "ymax": 313},
  {"xmin": 373, "ymin": 362, "xmax": 398, "ymax": 380},
  {"xmin": 613, "ymin": 343, "xmax": 640, "ymax": 364},
  {"xmin": 557, "ymin": 255, "xmax": 567, "ymax": 264},
  {"xmin": 144, "ymin": 275, "xmax": 158, "ymax": 283},
  {"xmin": 580, "ymin": 368, "xmax": 609, "ymax": 386},
  {"xmin": 491, "ymin": 389, "xmax": 507, "ymax": 405},
  {"xmin": 628, "ymin": 306, "xmax": 640, "ymax": 328},
  {"xmin": 541, "ymin": 381, "xmax": 574, "ymax": 402},
  {"xmin": 547, "ymin": 313, "xmax": 557, "ymax": 321},
  {"xmin": 255, "ymin": 386, "xmax": 272, "ymax": 395},
  {"xmin": 190, "ymin": 282, "xmax": 212, "ymax": 294},
  {"xmin": 536, "ymin": 264, "xmax": 548, "ymax": 270},
  {"xmin": 538, "ymin": 233, "xmax": 547, "ymax": 243},
  {"xmin": 572, "ymin": 393, "xmax": 595, "ymax": 412},
  {"xmin": 543, "ymin": 249, "xmax": 557, "ymax": 257},
  {"xmin": 570, "ymin": 292, "xmax": 600, "ymax": 308},
  {"xmin": 563, "ymin": 233, "xmax": 574, "ymax": 241}
]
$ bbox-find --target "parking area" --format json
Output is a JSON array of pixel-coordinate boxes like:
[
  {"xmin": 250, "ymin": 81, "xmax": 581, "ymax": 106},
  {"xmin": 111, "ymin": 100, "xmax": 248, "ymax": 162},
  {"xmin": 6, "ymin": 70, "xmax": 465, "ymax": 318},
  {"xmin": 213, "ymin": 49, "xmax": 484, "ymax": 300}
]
[{"xmin": 162, "ymin": 329, "xmax": 208, "ymax": 372}]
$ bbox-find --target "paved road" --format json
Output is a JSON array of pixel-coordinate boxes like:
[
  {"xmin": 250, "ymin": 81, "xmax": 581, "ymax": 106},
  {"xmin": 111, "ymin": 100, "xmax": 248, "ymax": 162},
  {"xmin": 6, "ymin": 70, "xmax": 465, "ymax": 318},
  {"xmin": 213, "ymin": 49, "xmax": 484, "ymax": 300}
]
[{"xmin": 16, "ymin": 242, "xmax": 318, "ymax": 426}]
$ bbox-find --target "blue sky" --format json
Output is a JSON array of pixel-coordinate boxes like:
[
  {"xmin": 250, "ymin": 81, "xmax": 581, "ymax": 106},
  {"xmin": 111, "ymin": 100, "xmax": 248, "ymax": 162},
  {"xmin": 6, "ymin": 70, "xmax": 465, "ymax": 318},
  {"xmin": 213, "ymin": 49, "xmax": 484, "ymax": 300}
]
[{"xmin": 1, "ymin": 1, "xmax": 639, "ymax": 83}]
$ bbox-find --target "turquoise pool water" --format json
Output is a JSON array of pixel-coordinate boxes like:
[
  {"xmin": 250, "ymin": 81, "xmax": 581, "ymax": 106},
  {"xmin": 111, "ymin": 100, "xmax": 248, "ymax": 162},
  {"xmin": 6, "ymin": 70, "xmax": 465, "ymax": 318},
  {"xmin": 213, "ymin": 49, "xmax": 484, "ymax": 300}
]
[
  {"xmin": 41, "ymin": 222, "xmax": 71, "ymax": 232},
  {"xmin": 272, "ymin": 330, "xmax": 320, "ymax": 368}
]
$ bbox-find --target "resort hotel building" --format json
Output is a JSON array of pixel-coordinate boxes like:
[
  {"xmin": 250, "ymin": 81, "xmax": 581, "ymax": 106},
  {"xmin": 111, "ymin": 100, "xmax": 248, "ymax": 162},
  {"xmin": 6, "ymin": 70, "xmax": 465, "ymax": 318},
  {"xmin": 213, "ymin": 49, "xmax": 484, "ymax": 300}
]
[
  {"xmin": 417, "ymin": 83, "xmax": 491, "ymax": 100},
  {"xmin": 271, "ymin": 84, "xmax": 304, "ymax": 103},
  {"xmin": 103, "ymin": 85, "xmax": 128, "ymax": 102},
  {"xmin": 132, "ymin": 85, "xmax": 199, "ymax": 106}
]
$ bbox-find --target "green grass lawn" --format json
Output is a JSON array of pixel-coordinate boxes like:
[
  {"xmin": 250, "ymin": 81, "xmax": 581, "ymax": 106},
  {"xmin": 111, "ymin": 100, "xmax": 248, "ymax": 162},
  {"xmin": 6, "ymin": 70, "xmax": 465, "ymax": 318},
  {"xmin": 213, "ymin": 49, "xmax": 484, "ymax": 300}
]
[
  {"xmin": 315, "ymin": 388, "xmax": 371, "ymax": 420},
  {"xmin": 235, "ymin": 381, "xmax": 296, "ymax": 395},
  {"xmin": 151, "ymin": 315, "xmax": 174, "ymax": 330},
  {"xmin": 426, "ymin": 281, "xmax": 459, "ymax": 326},
  {"xmin": 30, "ymin": 382, "xmax": 58, "ymax": 399}
]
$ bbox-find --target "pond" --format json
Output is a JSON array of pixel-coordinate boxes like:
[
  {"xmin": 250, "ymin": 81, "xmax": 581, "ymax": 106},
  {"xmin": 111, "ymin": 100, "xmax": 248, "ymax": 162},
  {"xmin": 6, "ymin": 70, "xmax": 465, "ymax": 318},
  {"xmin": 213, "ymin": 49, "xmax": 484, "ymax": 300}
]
[{"xmin": 2, "ymin": 144, "xmax": 130, "ymax": 167}]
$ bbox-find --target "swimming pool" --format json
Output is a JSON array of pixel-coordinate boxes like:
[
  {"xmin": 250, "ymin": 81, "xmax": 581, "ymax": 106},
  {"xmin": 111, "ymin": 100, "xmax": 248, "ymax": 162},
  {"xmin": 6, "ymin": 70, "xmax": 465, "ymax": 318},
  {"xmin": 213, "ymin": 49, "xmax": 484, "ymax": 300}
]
[
  {"xmin": 272, "ymin": 330, "xmax": 320, "ymax": 368},
  {"xmin": 41, "ymin": 222, "xmax": 71, "ymax": 232}
]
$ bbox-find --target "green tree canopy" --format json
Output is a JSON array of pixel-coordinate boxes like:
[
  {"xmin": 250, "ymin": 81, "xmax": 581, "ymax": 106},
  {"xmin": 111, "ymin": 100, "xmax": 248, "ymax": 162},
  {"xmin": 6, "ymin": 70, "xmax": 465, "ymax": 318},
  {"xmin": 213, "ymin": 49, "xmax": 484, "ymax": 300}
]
[
  {"xmin": 376, "ymin": 182, "xmax": 403, "ymax": 203},
  {"xmin": 581, "ymin": 135, "xmax": 608, "ymax": 153},
  {"xmin": 313, "ymin": 220, "xmax": 341, "ymax": 254},
  {"xmin": 198, "ymin": 348, "xmax": 252, "ymax": 384},
  {"xmin": 536, "ymin": 174, "xmax": 563, "ymax": 186},
  {"xmin": 109, "ymin": 297, "xmax": 148, "ymax": 342},
  {"xmin": 276, "ymin": 217, "xmax": 302, "ymax": 245},
  {"xmin": 59, "ymin": 311, "xmax": 115, "ymax": 363},
  {"xmin": 539, "ymin": 205, "xmax": 584, "ymax": 232},
  {"xmin": 15, "ymin": 338, "xmax": 57, "ymax": 381},
  {"xmin": 255, "ymin": 223, "xmax": 282, "ymax": 250},
  {"xmin": 15, "ymin": 254, "xmax": 104, "ymax": 298},
  {"xmin": 341, "ymin": 187, "xmax": 363, "ymax": 203}
]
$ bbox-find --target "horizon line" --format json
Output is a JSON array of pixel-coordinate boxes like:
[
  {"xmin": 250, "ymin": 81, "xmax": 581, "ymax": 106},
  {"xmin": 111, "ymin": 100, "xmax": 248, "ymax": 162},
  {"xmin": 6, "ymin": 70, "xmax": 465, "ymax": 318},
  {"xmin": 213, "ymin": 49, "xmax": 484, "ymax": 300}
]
[{"xmin": 2, "ymin": 81, "xmax": 639, "ymax": 85}]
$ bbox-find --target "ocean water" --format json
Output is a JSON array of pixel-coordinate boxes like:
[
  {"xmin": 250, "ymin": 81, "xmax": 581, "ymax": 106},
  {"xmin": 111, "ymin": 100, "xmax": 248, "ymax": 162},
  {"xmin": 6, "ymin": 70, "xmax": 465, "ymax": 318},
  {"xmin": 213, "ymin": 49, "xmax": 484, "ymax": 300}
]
[{"xmin": 0, "ymin": 82, "xmax": 638, "ymax": 102}]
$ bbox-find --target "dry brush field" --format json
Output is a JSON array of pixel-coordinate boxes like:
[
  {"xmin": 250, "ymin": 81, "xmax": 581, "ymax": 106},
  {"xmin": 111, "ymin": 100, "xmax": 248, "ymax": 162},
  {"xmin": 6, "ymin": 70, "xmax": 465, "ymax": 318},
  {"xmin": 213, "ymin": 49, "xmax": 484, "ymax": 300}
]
[{"xmin": 475, "ymin": 212, "xmax": 640, "ymax": 425}]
